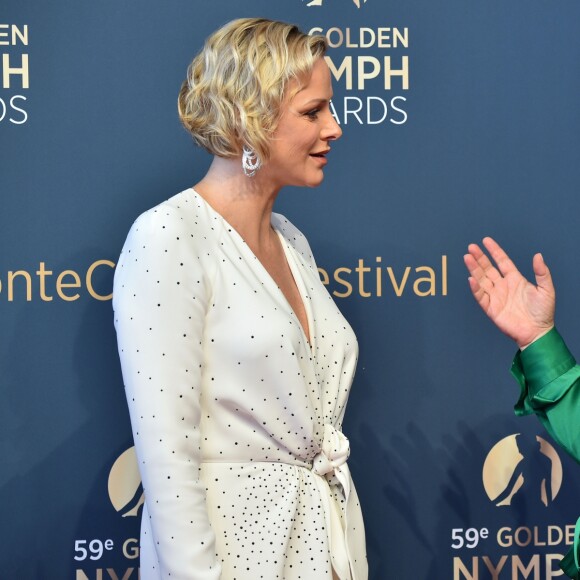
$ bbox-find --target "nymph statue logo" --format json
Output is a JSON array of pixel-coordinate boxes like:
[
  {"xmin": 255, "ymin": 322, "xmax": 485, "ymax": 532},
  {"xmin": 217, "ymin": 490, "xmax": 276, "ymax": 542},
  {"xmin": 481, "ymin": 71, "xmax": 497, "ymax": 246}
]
[
  {"xmin": 108, "ymin": 446, "xmax": 144, "ymax": 517},
  {"xmin": 482, "ymin": 434, "xmax": 563, "ymax": 507},
  {"xmin": 304, "ymin": 0, "xmax": 367, "ymax": 7}
]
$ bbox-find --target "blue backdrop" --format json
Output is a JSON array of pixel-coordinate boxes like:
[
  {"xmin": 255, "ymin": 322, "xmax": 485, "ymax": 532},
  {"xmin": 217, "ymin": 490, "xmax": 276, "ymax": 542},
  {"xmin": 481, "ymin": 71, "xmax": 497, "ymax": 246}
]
[{"xmin": 2, "ymin": 0, "xmax": 580, "ymax": 578}]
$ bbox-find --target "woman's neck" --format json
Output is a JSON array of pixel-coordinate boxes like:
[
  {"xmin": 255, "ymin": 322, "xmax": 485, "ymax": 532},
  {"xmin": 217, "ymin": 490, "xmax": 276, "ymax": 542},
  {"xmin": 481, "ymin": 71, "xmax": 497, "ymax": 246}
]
[{"xmin": 193, "ymin": 156, "xmax": 281, "ymax": 253}]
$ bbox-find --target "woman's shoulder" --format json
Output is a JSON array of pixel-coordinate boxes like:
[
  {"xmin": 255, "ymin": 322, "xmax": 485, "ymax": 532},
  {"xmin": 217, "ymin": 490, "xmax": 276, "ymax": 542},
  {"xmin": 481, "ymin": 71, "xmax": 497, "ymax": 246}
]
[
  {"xmin": 114, "ymin": 189, "xmax": 219, "ymax": 286},
  {"xmin": 128, "ymin": 188, "xmax": 217, "ymax": 239}
]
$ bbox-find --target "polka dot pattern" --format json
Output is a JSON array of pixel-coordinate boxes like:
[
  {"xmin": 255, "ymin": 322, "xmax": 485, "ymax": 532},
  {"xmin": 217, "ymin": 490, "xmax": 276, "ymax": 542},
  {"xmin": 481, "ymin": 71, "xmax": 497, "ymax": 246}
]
[{"xmin": 113, "ymin": 189, "xmax": 367, "ymax": 580}]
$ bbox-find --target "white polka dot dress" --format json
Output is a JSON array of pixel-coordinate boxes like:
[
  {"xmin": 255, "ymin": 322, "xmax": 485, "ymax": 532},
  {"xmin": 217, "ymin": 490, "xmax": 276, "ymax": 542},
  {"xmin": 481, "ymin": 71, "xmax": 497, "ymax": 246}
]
[{"xmin": 113, "ymin": 189, "xmax": 367, "ymax": 580}]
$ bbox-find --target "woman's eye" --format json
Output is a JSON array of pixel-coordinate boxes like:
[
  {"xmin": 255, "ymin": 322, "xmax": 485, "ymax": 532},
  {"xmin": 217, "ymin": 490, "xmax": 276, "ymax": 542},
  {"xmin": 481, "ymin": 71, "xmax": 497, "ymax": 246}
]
[{"xmin": 305, "ymin": 109, "xmax": 320, "ymax": 119}]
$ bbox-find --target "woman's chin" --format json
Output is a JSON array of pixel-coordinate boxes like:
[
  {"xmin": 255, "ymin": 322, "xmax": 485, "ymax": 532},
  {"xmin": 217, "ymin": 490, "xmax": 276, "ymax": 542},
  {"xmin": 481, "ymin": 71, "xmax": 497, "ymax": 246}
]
[{"xmin": 304, "ymin": 170, "xmax": 326, "ymax": 188}]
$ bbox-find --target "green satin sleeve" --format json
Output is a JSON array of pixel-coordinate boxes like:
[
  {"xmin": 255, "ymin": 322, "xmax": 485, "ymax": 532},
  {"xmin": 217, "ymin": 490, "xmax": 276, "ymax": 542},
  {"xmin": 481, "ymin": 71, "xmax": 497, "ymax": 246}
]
[
  {"xmin": 511, "ymin": 327, "xmax": 580, "ymax": 463},
  {"xmin": 510, "ymin": 327, "xmax": 580, "ymax": 579}
]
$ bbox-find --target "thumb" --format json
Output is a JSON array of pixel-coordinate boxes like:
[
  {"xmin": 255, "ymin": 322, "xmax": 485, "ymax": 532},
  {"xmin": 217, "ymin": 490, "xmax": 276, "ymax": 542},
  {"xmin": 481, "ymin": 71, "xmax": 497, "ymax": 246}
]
[{"xmin": 532, "ymin": 253, "xmax": 555, "ymax": 295}]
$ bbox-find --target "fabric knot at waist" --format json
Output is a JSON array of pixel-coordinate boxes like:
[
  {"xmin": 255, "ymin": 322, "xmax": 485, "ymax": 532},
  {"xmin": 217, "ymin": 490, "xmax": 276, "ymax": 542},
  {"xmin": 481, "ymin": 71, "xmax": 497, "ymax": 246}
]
[
  {"xmin": 312, "ymin": 423, "xmax": 350, "ymax": 477},
  {"xmin": 310, "ymin": 424, "xmax": 355, "ymax": 580}
]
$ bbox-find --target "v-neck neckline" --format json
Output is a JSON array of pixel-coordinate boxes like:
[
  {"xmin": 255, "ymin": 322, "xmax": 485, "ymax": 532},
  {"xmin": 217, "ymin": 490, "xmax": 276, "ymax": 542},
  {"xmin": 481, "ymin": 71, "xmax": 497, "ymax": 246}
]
[{"xmin": 188, "ymin": 188, "xmax": 314, "ymax": 352}]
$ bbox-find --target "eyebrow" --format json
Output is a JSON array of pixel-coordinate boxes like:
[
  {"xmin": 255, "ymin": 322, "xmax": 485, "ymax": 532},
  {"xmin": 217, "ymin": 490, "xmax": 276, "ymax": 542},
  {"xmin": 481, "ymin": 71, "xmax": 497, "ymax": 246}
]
[{"xmin": 300, "ymin": 97, "xmax": 332, "ymax": 106}]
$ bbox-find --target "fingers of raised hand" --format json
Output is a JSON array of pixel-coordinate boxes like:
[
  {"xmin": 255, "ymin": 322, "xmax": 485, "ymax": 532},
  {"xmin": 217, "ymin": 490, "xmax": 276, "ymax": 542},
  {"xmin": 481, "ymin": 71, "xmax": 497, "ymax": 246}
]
[
  {"xmin": 464, "ymin": 254, "xmax": 496, "ymax": 300},
  {"xmin": 467, "ymin": 276, "xmax": 490, "ymax": 309},
  {"xmin": 482, "ymin": 237, "xmax": 518, "ymax": 277},
  {"xmin": 465, "ymin": 246, "xmax": 502, "ymax": 285}
]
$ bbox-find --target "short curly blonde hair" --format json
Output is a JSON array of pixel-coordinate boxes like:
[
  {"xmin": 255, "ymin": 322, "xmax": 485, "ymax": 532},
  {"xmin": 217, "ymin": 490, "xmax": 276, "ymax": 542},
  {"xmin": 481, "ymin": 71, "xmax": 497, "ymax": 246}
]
[{"xmin": 178, "ymin": 18, "xmax": 327, "ymax": 162}]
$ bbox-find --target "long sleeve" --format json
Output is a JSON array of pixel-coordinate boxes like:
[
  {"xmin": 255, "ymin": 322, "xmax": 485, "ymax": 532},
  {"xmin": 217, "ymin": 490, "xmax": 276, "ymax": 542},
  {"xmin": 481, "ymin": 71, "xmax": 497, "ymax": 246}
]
[
  {"xmin": 113, "ymin": 205, "xmax": 221, "ymax": 580},
  {"xmin": 511, "ymin": 327, "xmax": 580, "ymax": 463},
  {"xmin": 510, "ymin": 327, "xmax": 580, "ymax": 578}
]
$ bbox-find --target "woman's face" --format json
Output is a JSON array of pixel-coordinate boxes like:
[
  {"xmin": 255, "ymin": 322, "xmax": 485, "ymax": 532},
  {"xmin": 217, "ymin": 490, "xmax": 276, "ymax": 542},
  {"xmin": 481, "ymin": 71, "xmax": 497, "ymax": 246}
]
[{"xmin": 265, "ymin": 58, "xmax": 342, "ymax": 189}]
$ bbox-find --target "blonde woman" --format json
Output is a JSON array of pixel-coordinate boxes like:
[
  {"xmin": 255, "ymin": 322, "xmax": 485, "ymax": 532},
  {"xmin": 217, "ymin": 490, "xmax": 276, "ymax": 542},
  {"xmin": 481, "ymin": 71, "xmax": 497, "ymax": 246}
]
[{"xmin": 114, "ymin": 18, "xmax": 367, "ymax": 580}]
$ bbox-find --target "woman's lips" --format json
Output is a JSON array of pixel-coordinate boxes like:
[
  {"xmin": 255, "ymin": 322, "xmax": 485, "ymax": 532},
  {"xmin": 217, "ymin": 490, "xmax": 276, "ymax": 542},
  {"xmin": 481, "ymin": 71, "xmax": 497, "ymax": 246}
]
[
  {"xmin": 310, "ymin": 153, "xmax": 328, "ymax": 165},
  {"xmin": 310, "ymin": 149, "xmax": 330, "ymax": 164}
]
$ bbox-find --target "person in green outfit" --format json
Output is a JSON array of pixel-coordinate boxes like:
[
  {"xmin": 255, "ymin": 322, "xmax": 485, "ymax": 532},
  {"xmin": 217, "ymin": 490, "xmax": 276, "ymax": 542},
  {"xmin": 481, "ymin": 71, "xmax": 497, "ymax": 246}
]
[{"xmin": 464, "ymin": 236, "xmax": 579, "ymax": 578}]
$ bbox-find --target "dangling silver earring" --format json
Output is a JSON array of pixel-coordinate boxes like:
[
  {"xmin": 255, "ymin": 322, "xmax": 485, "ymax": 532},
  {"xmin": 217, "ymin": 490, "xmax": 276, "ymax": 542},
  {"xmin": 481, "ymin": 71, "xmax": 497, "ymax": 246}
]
[{"xmin": 242, "ymin": 146, "xmax": 261, "ymax": 177}]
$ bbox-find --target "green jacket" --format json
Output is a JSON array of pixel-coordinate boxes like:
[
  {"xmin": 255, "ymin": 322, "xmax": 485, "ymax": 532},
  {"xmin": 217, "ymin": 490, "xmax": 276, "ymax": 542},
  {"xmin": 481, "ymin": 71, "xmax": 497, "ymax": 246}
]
[{"xmin": 511, "ymin": 327, "xmax": 580, "ymax": 579}]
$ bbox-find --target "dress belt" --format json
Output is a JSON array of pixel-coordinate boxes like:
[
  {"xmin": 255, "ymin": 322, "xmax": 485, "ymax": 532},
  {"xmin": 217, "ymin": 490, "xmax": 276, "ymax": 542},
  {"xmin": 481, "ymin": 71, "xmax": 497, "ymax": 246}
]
[{"xmin": 310, "ymin": 424, "xmax": 353, "ymax": 580}]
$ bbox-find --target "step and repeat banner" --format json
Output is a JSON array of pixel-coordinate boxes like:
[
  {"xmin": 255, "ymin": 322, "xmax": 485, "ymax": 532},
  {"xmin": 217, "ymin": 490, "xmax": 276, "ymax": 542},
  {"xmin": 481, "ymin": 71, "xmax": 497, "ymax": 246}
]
[{"xmin": 2, "ymin": 0, "xmax": 580, "ymax": 578}]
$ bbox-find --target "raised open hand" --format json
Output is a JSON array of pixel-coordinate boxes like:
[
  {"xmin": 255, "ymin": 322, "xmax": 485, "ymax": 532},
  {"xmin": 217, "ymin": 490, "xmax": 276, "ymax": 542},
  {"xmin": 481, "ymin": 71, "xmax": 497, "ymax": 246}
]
[{"xmin": 464, "ymin": 237, "xmax": 555, "ymax": 349}]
